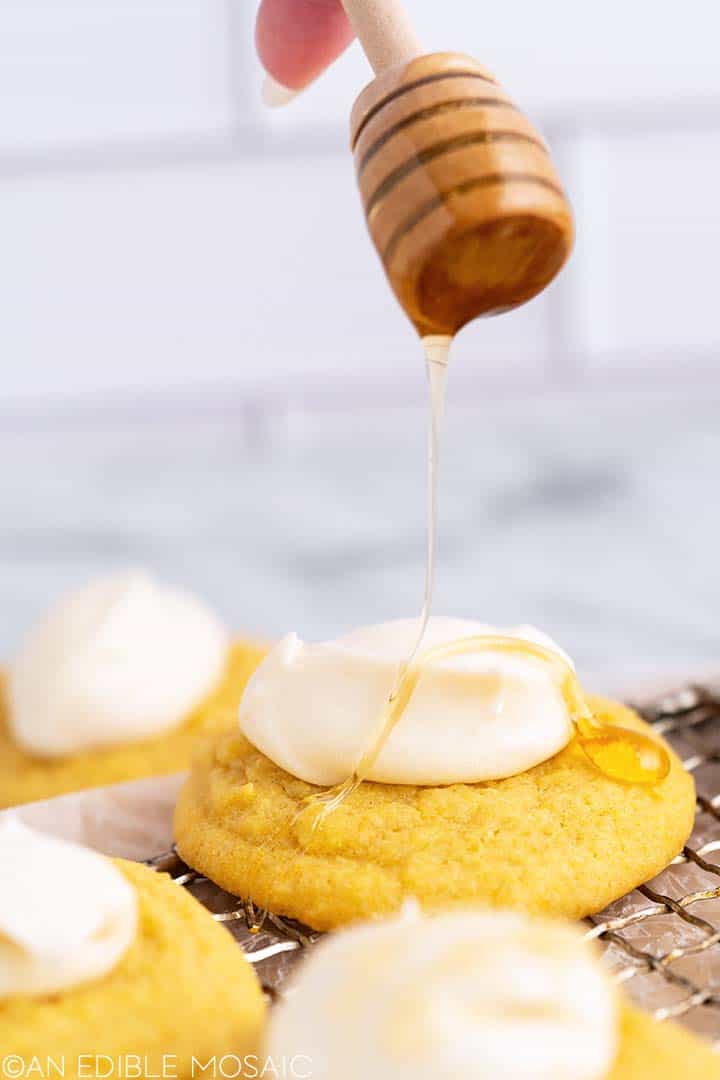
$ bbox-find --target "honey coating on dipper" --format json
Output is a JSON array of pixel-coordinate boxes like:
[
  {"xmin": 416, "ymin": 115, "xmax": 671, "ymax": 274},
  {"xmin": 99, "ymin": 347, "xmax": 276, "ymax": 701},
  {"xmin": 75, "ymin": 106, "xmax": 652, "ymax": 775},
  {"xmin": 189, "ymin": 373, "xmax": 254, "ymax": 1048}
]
[
  {"xmin": 350, "ymin": 53, "xmax": 575, "ymax": 337},
  {"xmin": 305, "ymin": 635, "xmax": 670, "ymax": 821}
]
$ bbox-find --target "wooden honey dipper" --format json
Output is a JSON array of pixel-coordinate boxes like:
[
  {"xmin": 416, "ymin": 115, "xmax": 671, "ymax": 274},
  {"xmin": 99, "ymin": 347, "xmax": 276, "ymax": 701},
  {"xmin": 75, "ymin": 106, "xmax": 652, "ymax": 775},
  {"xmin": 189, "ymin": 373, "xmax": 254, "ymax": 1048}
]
[{"xmin": 341, "ymin": 0, "xmax": 575, "ymax": 337}]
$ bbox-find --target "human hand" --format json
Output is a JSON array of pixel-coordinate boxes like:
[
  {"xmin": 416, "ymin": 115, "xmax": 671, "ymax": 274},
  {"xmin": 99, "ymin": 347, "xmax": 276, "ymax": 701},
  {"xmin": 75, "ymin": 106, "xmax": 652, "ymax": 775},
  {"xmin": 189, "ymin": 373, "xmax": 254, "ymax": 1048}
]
[{"xmin": 256, "ymin": 0, "xmax": 355, "ymax": 105}]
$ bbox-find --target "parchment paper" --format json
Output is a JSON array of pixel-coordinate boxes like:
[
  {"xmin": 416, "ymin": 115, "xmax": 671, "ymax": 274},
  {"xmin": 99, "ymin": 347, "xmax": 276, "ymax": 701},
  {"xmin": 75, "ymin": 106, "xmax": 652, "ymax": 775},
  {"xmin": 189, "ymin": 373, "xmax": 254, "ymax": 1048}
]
[{"xmin": 3, "ymin": 674, "xmax": 720, "ymax": 1045}]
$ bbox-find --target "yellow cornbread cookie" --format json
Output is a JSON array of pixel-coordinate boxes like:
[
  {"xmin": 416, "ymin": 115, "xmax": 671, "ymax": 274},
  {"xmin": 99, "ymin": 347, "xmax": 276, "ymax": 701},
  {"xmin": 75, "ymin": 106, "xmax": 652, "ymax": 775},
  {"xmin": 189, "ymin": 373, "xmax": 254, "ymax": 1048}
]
[
  {"xmin": 175, "ymin": 696, "xmax": 695, "ymax": 931},
  {"xmin": 0, "ymin": 641, "xmax": 266, "ymax": 808},
  {"xmin": 612, "ymin": 1006, "xmax": 719, "ymax": 1078},
  {"xmin": 0, "ymin": 859, "xmax": 265, "ymax": 1078}
]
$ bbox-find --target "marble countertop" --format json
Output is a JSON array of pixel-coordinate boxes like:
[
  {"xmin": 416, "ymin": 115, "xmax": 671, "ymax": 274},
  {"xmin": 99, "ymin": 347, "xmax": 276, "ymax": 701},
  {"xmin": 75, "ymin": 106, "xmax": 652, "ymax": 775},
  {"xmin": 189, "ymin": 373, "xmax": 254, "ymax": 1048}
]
[{"xmin": 1, "ymin": 385, "xmax": 718, "ymax": 696}]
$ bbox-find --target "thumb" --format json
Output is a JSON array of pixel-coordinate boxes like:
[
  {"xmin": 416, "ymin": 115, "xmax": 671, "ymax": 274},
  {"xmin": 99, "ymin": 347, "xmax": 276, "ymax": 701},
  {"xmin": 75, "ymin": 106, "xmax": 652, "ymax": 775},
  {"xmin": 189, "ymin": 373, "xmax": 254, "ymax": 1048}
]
[{"xmin": 256, "ymin": 0, "xmax": 355, "ymax": 100}]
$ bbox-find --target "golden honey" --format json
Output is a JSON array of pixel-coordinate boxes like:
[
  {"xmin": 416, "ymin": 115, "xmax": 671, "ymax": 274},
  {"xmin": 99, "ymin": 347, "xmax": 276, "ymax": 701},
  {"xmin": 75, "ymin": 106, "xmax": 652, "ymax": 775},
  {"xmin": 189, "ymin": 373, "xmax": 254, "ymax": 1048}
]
[
  {"xmin": 350, "ymin": 53, "xmax": 574, "ymax": 337},
  {"xmin": 302, "ymin": 322, "xmax": 669, "ymax": 826},
  {"xmin": 306, "ymin": 633, "xmax": 670, "ymax": 822}
]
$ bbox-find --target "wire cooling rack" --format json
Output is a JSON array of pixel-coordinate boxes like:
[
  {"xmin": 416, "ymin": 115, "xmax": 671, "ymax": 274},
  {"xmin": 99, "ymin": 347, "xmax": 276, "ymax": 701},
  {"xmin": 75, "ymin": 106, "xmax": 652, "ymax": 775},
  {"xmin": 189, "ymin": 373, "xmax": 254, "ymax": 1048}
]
[
  {"xmin": 148, "ymin": 683, "xmax": 720, "ymax": 1044},
  {"xmin": 587, "ymin": 683, "xmax": 720, "ymax": 1047}
]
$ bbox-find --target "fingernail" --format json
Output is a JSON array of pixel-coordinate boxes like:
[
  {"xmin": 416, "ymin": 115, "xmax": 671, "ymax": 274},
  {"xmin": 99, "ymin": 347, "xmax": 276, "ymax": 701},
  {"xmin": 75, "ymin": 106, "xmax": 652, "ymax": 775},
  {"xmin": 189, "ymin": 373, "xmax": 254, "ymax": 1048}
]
[{"xmin": 261, "ymin": 74, "xmax": 300, "ymax": 108}]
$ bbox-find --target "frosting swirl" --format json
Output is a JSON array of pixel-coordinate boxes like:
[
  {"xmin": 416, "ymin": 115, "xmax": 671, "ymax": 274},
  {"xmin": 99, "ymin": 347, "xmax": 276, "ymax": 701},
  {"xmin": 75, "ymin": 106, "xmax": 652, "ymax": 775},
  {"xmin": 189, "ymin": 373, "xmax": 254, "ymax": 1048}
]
[
  {"xmin": 8, "ymin": 572, "xmax": 228, "ymax": 757},
  {"xmin": 266, "ymin": 905, "xmax": 618, "ymax": 1080},
  {"xmin": 0, "ymin": 819, "xmax": 137, "ymax": 997},
  {"xmin": 239, "ymin": 617, "xmax": 573, "ymax": 785}
]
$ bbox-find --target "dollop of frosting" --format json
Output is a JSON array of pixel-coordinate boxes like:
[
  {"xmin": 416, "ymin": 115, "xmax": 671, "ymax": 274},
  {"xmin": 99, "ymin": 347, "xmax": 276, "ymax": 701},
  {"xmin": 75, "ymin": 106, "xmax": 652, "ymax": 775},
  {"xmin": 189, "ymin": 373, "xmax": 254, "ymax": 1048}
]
[
  {"xmin": 266, "ymin": 905, "xmax": 618, "ymax": 1080},
  {"xmin": 239, "ymin": 617, "xmax": 573, "ymax": 786},
  {"xmin": 8, "ymin": 572, "xmax": 228, "ymax": 757},
  {"xmin": 0, "ymin": 819, "xmax": 137, "ymax": 997}
]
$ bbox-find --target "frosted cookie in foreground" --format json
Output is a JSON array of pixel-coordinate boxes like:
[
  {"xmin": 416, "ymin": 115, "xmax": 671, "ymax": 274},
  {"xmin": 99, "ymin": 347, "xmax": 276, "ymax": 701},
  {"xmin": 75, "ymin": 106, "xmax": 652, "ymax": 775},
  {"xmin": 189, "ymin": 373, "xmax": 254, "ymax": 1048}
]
[
  {"xmin": 0, "ymin": 819, "xmax": 265, "ymax": 1073},
  {"xmin": 266, "ymin": 907, "xmax": 718, "ymax": 1080},
  {"xmin": 0, "ymin": 572, "xmax": 267, "ymax": 807},
  {"xmin": 175, "ymin": 616, "xmax": 695, "ymax": 930}
]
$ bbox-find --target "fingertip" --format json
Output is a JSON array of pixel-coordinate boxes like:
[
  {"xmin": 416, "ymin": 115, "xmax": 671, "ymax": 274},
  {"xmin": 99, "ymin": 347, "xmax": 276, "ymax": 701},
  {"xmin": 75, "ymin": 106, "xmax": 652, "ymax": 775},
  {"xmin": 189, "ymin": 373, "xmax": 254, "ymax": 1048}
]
[
  {"xmin": 261, "ymin": 74, "xmax": 300, "ymax": 107},
  {"xmin": 256, "ymin": 0, "xmax": 355, "ymax": 92}
]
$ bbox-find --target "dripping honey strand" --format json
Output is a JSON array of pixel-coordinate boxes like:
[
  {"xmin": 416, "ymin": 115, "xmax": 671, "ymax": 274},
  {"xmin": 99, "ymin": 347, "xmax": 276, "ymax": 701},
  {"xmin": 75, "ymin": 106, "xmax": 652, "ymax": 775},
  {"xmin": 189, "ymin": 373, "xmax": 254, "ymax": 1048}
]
[{"xmin": 303, "ymin": 634, "xmax": 670, "ymax": 823}]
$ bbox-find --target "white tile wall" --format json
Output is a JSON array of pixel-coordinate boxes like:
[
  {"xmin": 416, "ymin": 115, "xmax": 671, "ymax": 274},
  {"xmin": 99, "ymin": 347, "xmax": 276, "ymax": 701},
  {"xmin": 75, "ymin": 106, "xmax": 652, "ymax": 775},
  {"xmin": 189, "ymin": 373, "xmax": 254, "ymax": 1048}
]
[
  {"xmin": 566, "ymin": 130, "xmax": 720, "ymax": 368},
  {"xmin": 5, "ymin": 1, "xmax": 720, "ymax": 154},
  {"xmin": 0, "ymin": 0, "xmax": 234, "ymax": 152},
  {"xmin": 1, "ymin": 0, "xmax": 720, "ymax": 406},
  {"xmin": 0, "ymin": 155, "xmax": 549, "ymax": 405},
  {"xmin": 446, "ymin": 1, "xmax": 720, "ymax": 114},
  {"xmin": 254, "ymin": 0, "xmax": 720, "ymax": 142}
]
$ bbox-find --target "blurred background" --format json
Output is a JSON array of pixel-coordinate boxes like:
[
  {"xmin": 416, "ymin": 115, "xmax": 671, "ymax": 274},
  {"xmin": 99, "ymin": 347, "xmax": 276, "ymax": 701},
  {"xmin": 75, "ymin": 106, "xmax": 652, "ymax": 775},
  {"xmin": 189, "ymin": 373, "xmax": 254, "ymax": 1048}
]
[{"xmin": 1, "ymin": 0, "xmax": 719, "ymax": 690}]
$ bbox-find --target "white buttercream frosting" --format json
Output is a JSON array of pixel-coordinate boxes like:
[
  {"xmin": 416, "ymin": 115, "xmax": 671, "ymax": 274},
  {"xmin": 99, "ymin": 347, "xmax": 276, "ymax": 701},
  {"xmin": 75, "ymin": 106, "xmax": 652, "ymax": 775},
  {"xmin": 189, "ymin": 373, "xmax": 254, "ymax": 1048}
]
[
  {"xmin": 0, "ymin": 819, "xmax": 137, "ymax": 998},
  {"xmin": 266, "ymin": 905, "xmax": 618, "ymax": 1080},
  {"xmin": 239, "ymin": 617, "xmax": 573, "ymax": 786},
  {"xmin": 8, "ymin": 571, "xmax": 228, "ymax": 757}
]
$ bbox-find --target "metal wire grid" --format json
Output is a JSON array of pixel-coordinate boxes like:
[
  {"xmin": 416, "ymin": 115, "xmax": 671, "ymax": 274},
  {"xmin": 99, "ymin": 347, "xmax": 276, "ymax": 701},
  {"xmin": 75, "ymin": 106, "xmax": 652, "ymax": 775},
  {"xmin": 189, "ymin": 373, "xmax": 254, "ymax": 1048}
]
[
  {"xmin": 146, "ymin": 847, "xmax": 323, "ymax": 1002},
  {"xmin": 148, "ymin": 684, "xmax": 720, "ymax": 1042},
  {"xmin": 587, "ymin": 684, "xmax": 720, "ymax": 1046}
]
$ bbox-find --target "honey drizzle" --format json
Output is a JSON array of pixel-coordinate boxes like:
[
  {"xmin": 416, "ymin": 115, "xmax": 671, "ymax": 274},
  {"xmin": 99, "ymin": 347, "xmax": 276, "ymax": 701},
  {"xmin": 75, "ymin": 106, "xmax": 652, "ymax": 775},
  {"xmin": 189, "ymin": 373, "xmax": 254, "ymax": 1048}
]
[
  {"xmin": 306, "ymin": 633, "xmax": 671, "ymax": 820},
  {"xmin": 304, "ymin": 337, "xmax": 670, "ymax": 824},
  {"xmin": 302, "ymin": 336, "xmax": 449, "ymax": 819}
]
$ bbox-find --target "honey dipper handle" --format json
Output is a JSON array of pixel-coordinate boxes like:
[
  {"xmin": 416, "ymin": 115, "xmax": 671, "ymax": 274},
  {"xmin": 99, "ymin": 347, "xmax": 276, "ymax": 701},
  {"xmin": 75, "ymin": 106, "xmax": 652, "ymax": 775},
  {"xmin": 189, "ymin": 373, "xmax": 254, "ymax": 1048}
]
[{"xmin": 340, "ymin": 0, "xmax": 423, "ymax": 73}]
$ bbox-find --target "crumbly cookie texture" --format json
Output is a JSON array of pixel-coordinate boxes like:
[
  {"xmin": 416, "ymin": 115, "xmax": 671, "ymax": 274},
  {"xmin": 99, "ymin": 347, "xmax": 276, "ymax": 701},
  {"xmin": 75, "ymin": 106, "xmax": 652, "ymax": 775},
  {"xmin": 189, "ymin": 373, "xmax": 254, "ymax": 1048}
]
[
  {"xmin": 0, "ymin": 641, "xmax": 266, "ymax": 808},
  {"xmin": 0, "ymin": 859, "xmax": 265, "ymax": 1077},
  {"xmin": 175, "ymin": 696, "xmax": 695, "ymax": 931},
  {"xmin": 612, "ymin": 1005, "xmax": 719, "ymax": 1078}
]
